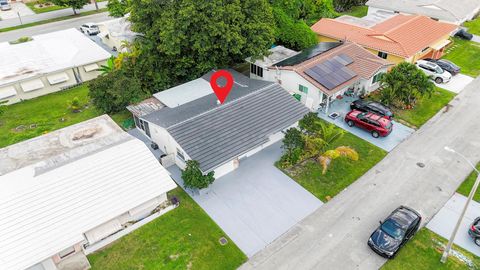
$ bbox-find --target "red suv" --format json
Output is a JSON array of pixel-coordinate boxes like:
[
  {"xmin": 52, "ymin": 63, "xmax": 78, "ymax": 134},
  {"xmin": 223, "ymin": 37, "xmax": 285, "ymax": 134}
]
[{"xmin": 345, "ymin": 110, "xmax": 393, "ymax": 138}]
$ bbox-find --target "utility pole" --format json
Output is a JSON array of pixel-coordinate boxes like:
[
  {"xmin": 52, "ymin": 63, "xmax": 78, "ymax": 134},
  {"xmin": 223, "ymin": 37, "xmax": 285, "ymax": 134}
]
[{"xmin": 441, "ymin": 147, "xmax": 480, "ymax": 263}]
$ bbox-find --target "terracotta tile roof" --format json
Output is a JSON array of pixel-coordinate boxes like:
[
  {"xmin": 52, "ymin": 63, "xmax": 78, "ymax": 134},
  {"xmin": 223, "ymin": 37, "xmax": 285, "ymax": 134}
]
[
  {"xmin": 311, "ymin": 14, "xmax": 457, "ymax": 58},
  {"xmin": 276, "ymin": 42, "xmax": 393, "ymax": 95}
]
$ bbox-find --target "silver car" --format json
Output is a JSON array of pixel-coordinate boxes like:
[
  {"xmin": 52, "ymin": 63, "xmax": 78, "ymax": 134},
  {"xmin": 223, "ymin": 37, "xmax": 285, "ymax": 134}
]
[
  {"xmin": 416, "ymin": 59, "xmax": 452, "ymax": 84},
  {"xmin": 0, "ymin": 0, "xmax": 11, "ymax": 11}
]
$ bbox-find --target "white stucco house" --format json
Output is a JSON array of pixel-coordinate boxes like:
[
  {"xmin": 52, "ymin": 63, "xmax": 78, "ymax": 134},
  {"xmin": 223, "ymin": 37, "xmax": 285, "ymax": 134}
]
[
  {"xmin": 246, "ymin": 42, "xmax": 393, "ymax": 113},
  {"xmin": 366, "ymin": 0, "xmax": 480, "ymax": 25},
  {"xmin": 97, "ymin": 15, "xmax": 136, "ymax": 52},
  {"xmin": 0, "ymin": 28, "xmax": 111, "ymax": 105},
  {"xmin": 127, "ymin": 70, "xmax": 309, "ymax": 178},
  {"xmin": 0, "ymin": 115, "xmax": 177, "ymax": 270}
]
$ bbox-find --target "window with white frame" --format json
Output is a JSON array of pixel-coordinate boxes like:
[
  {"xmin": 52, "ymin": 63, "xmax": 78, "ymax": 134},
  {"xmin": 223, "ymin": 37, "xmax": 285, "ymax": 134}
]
[
  {"xmin": 250, "ymin": 63, "xmax": 263, "ymax": 77},
  {"xmin": 377, "ymin": 51, "xmax": 388, "ymax": 59},
  {"xmin": 298, "ymin": 84, "xmax": 308, "ymax": 94},
  {"xmin": 372, "ymin": 72, "xmax": 384, "ymax": 84},
  {"xmin": 176, "ymin": 148, "xmax": 185, "ymax": 161}
]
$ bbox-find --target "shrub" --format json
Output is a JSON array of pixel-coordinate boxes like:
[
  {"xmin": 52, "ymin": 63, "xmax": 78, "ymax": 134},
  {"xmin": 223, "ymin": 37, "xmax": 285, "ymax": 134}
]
[
  {"xmin": 182, "ymin": 160, "xmax": 215, "ymax": 190},
  {"xmin": 68, "ymin": 96, "xmax": 81, "ymax": 112}
]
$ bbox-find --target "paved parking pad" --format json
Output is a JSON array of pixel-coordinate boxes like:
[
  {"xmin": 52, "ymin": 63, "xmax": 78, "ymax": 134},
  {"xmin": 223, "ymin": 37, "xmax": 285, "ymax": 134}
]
[
  {"xmin": 167, "ymin": 142, "xmax": 323, "ymax": 257},
  {"xmin": 427, "ymin": 193, "xmax": 480, "ymax": 257},
  {"xmin": 435, "ymin": 74, "xmax": 474, "ymax": 94},
  {"xmin": 319, "ymin": 97, "xmax": 415, "ymax": 152}
]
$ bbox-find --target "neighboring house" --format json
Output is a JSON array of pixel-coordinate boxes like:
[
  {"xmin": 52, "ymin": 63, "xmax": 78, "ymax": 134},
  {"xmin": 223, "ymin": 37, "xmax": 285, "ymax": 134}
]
[
  {"xmin": 0, "ymin": 28, "xmax": 111, "ymax": 105},
  {"xmin": 311, "ymin": 14, "xmax": 458, "ymax": 64},
  {"xmin": 366, "ymin": 0, "xmax": 480, "ymax": 25},
  {"xmin": 246, "ymin": 42, "xmax": 393, "ymax": 113},
  {"xmin": 0, "ymin": 115, "xmax": 177, "ymax": 270},
  {"xmin": 97, "ymin": 15, "xmax": 136, "ymax": 52},
  {"xmin": 127, "ymin": 70, "xmax": 309, "ymax": 178}
]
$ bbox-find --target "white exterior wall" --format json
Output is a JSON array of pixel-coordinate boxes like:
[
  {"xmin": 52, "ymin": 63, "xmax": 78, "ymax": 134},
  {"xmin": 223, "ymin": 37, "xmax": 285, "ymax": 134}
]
[
  {"xmin": 144, "ymin": 122, "xmax": 191, "ymax": 170},
  {"xmin": 254, "ymin": 68, "xmax": 325, "ymax": 111},
  {"xmin": 0, "ymin": 60, "xmax": 107, "ymax": 105}
]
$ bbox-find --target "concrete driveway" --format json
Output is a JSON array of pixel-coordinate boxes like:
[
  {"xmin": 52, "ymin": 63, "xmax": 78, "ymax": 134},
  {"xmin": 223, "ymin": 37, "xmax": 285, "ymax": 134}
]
[
  {"xmin": 0, "ymin": 2, "xmax": 34, "ymax": 20},
  {"xmin": 427, "ymin": 193, "xmax": 480, "ymax": 257},
  {"xmin": 318, "ymin": 97, "xmax": 415, "ymax": 152},
  {"xmin": 127, "ymin": 128, "xmax": 322, "ymax": 258},
  {"xmin": 167, "ymin": 142, "xmax": 323, "ymax": 257},
  {"xmin": 435, "ymin": 74, "xmax": 474, "ymax": 94}
]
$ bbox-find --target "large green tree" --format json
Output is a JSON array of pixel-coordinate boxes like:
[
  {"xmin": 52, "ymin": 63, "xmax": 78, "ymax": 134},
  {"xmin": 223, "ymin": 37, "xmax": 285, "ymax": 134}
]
[
  {"xmin": 107, "ymin": 0, "xmax": 130, "ymax": 17},
  {"xmin": 129, "ymin": 0, "xmax": 275, "ymax": 91},
  {"xmin": 379, "ymin": 62, "xmax": 435, "ymax": 108},
  {"xmin": 51, "ymin": 0, "xmax": 89, "ymax": 15},
  {"xmin": 273, "ymin": 7, "xmax": 318, "ymax": 51},
  {"xmin": 88, "ymin": 68, "xmax": 149, "ymax": 113},
  {"xmin": 271, "ymin": 0, "xmax": 337, "ymax": 25},
  {"xmin": 333, "ymin": 0, "xmax": 367, "ymax": 12}
]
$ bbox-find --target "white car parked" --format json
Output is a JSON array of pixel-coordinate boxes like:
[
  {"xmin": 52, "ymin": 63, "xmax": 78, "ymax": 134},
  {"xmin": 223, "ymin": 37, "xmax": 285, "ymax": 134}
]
[
  {"xmin": 80, "ymin": 23, "xmax": 100, "ymax": 35},
  {"xmin": 0, "ymin": 0, "xmax": 11, "ymax": 11},
  {"xmin": 416, "ymin": 59, "xmax": 452, "ymax": 84}
]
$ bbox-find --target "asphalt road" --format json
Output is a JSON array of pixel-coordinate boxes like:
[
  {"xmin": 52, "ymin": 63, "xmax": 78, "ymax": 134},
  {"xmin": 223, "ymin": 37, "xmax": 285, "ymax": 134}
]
[
  {"xmin": 240, "ymin": 77, "xmax": 480, "ymax": 270},
  {"xmin": 0, "ymin": 12, "xmax": 111, "ymax": 42}
]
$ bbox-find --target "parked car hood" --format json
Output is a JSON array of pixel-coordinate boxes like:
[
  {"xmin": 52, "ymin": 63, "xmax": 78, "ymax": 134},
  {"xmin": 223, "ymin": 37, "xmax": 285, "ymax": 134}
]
[{"xmin": 370, "ymin": 229, "xmax": 401, "ymax": 253}]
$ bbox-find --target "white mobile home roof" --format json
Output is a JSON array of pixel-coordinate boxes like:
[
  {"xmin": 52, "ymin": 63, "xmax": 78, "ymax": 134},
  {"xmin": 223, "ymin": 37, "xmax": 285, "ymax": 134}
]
[
  {"xmin": 366, "ymin": 0, "xmax": 480, "ymax": 23},
  {"xmin": 0, "ymin": 28, "xmax": 111, "ymax": 87},
  {"xmin": 0, "ymin": 116, "xmax": 176, "ymax": 270}
]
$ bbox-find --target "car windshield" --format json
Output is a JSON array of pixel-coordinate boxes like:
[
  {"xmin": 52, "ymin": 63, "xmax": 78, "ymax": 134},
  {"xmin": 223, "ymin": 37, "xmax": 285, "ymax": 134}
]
[
  {"xmin": 381, "ymin": 219, "xmax": 404, "ymax": 240},
  {"xmin": 435, "ymin": 66, "xmax": 444, "ymax": 74}
]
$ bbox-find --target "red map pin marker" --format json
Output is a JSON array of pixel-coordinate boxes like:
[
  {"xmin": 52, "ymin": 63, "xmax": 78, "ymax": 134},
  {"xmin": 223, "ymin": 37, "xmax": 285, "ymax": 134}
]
[{"xmin": 210, "ymin": 70, "xmax": 234, "ymax": 104}]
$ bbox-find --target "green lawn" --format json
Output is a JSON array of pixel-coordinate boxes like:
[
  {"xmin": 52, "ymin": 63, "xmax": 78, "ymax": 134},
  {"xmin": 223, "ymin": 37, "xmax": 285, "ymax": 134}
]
[
  {"xmin": 456, "ymin": 163, "xmax": 480, "ymax": 203},
  {"xmin": 277, "ymin": 122, "xmax": 387, "ymax": 202},
  {"xmin": 338, "ymin": 5, "xmax": 368, "ymax": 18},
  {"xmin": 26, "ymin": 2, "xmax": 67, "ymax": 13},
  {"xmin": 464, "ymin": 17, "xmax": 480, "ymax": 36},
  {"xmin": 390, "ymin": 87, "xmax": 456, "ymax": 129},
  {"xmin": 88, "ymin": 188, "xmax": 246, "ymax": 270},
  {"xmin": 443, "ymin": 37, "xmax": 480, "ymax": 77},
  {"xmin": 0, "ymin": 84, "xmax": 131, "ymax": 148},
  {"xmin": 382, "ymin": 228, "xmax": 480, "ymax": 270},
  {"xmin": 0, "ymin": 9, "xmax": 107, "ymax": 33}
]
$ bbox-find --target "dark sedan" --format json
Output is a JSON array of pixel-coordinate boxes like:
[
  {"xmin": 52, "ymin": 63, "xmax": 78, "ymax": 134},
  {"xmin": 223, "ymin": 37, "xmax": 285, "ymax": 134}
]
[
  {"xmin": 368, "ymin": 206, "xmax": 422, "ymax": 258},
  {"xmin": 468, "ymin": 217, "xmax": 480, "ymax": 246},
  {"xmin": 454, "ymin": 29, "xmax": 473, "ymax": 41},
  {"xmin": 424, "ymin": 58, "xmax": 461, "ymax": 76},
  {"xmin": 350, "ymin": 99, "xmax": 394, "ymax": 119}
]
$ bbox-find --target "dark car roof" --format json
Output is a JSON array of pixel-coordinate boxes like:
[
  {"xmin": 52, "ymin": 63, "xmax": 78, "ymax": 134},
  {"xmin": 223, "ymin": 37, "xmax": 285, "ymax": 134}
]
[{"xmin": 388, "ymin": 207, "xmax": 420, "ymax": 229}]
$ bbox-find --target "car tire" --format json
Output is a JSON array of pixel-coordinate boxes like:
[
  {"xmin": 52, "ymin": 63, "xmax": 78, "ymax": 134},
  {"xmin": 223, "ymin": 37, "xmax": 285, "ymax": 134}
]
[
  {"xmin": 372, "ymin": 131, "xmax": 380, "ymax": 138},
  {"xmin": 435, "ymin": 77, "xmax": 443, "ymax": 84},
  {"xmin": 475, "ymin": 238, "xmax": 480, "ymax": 247},
  {"xmin": 347, "ymin": 120, "xmax": 354, "ymax": 127}
]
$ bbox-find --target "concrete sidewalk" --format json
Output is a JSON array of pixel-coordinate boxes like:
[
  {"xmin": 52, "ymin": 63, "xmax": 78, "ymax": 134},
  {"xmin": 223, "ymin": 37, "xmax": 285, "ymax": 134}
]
[
  {"xmin": 0, "ymin": 1, "xmax": 107, "ymax": 29},
  {"xmin": 427, "ymin": 193, "xmax": 480, "ymax": 257}
]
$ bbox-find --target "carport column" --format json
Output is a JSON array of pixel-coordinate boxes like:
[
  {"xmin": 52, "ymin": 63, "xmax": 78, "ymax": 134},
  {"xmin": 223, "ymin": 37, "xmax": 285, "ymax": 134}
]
[{"xmin": 325, "ymin": 96, "xmax": 330, "ymax": 114}]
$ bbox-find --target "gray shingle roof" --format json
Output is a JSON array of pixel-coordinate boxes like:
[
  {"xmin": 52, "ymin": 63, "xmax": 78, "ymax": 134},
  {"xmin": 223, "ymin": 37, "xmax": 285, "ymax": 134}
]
[{"xmin": 143, "ymin": 71, "xmax": 309, "ymax": 172}]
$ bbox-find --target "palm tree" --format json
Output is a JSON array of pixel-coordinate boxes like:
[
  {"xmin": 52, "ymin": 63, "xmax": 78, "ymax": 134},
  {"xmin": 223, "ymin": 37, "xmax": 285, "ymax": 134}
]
[
  {"xmin": 98, "ymin": 56, "xmax": 116, "ymax": 75},
  {"xmin": 318, "ymin": 146, "xmax": 359, "ymax": 174}
]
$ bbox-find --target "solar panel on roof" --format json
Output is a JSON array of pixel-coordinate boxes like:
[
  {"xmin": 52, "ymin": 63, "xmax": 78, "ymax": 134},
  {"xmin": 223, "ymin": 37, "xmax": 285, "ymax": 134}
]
[
  {"xmin": 275, "ymin": 42, "xmax": 343, "ymax": 67},
  {"xmin": 304, "ymin": 54, "xmax": 357, "ymax": 90},
  {"xmin": 335, "ymin": 54, "xmax": 354, "ymax": 65}
]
